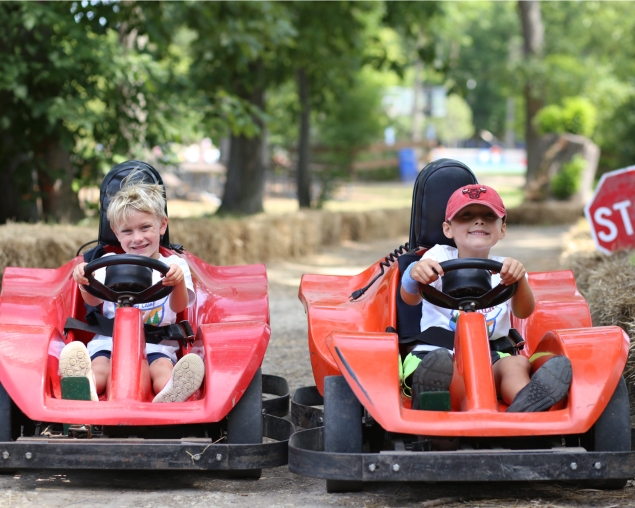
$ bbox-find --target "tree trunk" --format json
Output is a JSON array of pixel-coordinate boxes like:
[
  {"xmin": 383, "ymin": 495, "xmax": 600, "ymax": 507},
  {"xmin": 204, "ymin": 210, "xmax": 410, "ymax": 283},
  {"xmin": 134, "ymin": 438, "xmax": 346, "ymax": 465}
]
[
  {"xmin": 217, "ymin": 82, "xmax": 266, "ymax": 216},
  {"xmin": 296, "ymin": 68, "xmax": 311, "ymax": 208},
  {"xmin": 35, "ymin": 140, "xmax": 83, "ymax": 223},
  {"xmin": 0, "ymin": 137, "xmax": 39, "ymax": 223},
  {"xmin": 518, "ymin": 0, "xmax": 545, "ymax": 184}
]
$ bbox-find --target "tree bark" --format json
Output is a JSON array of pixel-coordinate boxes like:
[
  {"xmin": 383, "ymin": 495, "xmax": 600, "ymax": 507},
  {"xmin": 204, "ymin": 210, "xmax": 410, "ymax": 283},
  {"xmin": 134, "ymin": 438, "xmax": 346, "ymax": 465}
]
[
  {"xmin": 518, "ymin": 0, "xmax": 545, "ymax": 184},
  {"xmin": 217, "ymin": 79, "xmax": 266, "ymax": 216},
  {"xmin": 0, "ymin": 136, "xmax": 39, "ymax": 223},
  {"xmin": 296, "ymin": 68, "xmax": 311, "ymax": 208},
  {"xmin": 35, "ymin": 140, "xmax": 83, "ymax": 223}
]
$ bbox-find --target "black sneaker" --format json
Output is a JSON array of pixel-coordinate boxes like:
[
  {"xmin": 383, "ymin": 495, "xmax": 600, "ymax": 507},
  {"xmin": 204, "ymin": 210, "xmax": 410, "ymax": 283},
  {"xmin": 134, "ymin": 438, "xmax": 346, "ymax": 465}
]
[
  {"xmin": 411, "ymin": 348, "xmax": 453, "ymax": 410},
  {"xmin": 506, "ymin": 356, "xmax": 572, "ymax": 413}
]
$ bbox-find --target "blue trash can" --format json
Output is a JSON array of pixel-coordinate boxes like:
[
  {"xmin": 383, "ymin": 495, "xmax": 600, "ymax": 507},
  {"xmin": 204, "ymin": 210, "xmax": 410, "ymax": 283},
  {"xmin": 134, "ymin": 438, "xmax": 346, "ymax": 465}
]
[{"xmin": 398, "ymin": 148, "xmax": 418, "ymax": 182}]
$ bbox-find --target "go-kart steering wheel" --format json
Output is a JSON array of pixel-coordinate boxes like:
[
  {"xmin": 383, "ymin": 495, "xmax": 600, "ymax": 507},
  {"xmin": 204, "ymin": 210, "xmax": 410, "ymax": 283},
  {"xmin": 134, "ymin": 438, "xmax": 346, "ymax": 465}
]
[
  {"xmin": 82, "ymin": 254, "xmax": 173, "ymax": 307},
  {"xmin": 419, "ymin": 258, "xmax": 518, "ymax": 312}
]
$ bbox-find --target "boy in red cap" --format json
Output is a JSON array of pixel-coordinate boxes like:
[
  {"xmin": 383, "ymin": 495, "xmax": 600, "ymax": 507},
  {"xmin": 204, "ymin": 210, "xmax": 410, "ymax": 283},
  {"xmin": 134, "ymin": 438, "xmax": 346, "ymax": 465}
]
[{"xmin": 400, "ymin": 184, "xmax": 572, "ymax": 412}]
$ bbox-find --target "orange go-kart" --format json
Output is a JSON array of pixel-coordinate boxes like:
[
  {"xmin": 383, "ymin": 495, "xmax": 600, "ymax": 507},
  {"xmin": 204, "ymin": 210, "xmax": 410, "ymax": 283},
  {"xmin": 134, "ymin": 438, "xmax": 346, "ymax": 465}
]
[
  {"xmin": 0, "ymin": 161, "xmax": 292, "ymax": 477},
  {"xmin": 289, "ymin": 159, "xmax": 634, "ymax": 492}
]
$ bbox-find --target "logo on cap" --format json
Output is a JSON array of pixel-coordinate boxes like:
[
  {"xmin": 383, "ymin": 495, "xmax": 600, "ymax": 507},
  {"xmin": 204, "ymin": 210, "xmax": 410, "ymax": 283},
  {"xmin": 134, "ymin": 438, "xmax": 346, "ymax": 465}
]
[{"xmin": 462, "ymin": 186, "xmax": 487, "ymax": 199}]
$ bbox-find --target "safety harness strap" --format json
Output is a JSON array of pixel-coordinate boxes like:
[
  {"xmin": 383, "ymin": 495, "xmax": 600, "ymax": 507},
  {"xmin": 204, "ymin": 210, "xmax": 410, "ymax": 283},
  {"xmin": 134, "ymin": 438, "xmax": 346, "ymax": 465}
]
[{"xmin": 63, "ymin": 316, "xmax": 194, "ymax": 345}]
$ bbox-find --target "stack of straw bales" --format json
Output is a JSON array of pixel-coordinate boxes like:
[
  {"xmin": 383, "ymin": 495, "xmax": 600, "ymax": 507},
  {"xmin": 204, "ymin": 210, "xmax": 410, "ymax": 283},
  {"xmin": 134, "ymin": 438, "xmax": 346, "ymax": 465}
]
[
  {"xmin": 0, "ymin": 208, "xmax": 411, "ymax": 281},
  {"xmin": 562, "ymin": 219, "xmax": 635, "ymax": 415}
]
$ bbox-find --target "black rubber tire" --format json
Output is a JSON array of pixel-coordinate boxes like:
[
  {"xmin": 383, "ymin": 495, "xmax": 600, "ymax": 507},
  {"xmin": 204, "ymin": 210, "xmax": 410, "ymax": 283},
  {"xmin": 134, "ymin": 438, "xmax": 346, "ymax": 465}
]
[
  {"xmin": 589, "ymin": 376, "xmax": 631, "ymax": 489},
  {"xmin": 0, "ymin": 382, "xmax": 16, "ymax": 474},
  {"xmin": 226, "ymin": 368, "xmax": 263, "ymax": 479},
  {"xmin": 324, "ymin": 375, "xmax": 363, "ymax": 493}
]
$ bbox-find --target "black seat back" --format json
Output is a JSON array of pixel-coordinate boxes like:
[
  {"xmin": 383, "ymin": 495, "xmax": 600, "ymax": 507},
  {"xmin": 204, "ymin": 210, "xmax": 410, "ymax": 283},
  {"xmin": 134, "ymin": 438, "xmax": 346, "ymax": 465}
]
[
  {"xmin": 97, "ymin": 160, "xmax": 170, "ymax": 249},
  {"xmin": 397, "ymin": 159, "xmax": 478, "ymax": 346},
  {"xmin": 408, "ymin": 158, "xmax": 477, "ymax": 250}
]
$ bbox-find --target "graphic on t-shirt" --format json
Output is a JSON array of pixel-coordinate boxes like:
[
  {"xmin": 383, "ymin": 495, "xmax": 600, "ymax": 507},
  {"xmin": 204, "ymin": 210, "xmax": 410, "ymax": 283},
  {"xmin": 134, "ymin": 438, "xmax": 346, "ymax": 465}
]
[
  {"xmin": 484, "ymin": 307, "xmax": 502, "ymax": 338},
  {"xmin": 140, "ymin": 300, "xmax": 167, "ymax": 326},
  {"xmin": 448, "ymin": 310, "xmax": 461, "ymax": 332}
]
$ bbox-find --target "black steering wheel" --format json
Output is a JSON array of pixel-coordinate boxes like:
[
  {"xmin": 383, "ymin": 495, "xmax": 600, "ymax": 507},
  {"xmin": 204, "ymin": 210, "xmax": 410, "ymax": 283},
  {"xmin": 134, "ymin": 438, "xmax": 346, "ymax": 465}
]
[
  {"xmin": 419, "ymin": 258, "xmax": 518, "ymax": 312},
  {"xmin": 83, "ymin": 254, "xmax": 173, "ymax": 307}
]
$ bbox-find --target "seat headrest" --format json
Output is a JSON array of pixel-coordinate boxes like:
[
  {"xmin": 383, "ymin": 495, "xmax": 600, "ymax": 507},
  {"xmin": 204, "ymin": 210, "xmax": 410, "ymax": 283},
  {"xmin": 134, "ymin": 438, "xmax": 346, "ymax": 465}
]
[
  {"xmin": 98, "ymin": 160, "xmax": 170, "ymax": 248},
  {"xmin": 409, "ymin": 158, "xmax": 478, "ymax": 250}
]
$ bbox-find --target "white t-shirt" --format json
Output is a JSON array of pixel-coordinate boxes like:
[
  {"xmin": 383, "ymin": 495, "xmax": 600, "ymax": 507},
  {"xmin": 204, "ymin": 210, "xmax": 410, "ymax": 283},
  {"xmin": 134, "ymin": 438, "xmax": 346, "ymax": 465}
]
[
  {"xmin": 418, "ymin": 244, "xmax": 512, "ymax": 341},
  {"xmin": 86, "ymin": 253, "xmax": 195, "ymax": 363}
]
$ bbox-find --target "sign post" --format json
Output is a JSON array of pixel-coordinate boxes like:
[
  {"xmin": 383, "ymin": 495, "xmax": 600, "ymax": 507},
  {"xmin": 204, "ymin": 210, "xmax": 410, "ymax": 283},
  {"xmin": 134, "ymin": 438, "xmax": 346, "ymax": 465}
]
[{"xmin": 585, "ymin": 165, "xmax": 635, "ymax": 254}]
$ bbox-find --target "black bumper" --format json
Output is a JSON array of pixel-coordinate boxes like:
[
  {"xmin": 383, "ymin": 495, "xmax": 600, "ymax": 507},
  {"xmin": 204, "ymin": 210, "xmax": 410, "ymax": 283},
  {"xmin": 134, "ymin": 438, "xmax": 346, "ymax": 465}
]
[
  {"xmin": 1, "ymin": 413, "xmax": 293, "ymax": 471},
  {"xmin": 289, "ymin": 426, "xmax": 635, "ymax": 482}
]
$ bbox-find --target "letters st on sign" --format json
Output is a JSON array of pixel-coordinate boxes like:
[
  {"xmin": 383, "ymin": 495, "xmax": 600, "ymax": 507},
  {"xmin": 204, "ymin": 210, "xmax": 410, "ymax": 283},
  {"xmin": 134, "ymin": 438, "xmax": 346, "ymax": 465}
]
[{"xmin": 584, "ymin": 165, "xmax": 635, "ymax": 254}]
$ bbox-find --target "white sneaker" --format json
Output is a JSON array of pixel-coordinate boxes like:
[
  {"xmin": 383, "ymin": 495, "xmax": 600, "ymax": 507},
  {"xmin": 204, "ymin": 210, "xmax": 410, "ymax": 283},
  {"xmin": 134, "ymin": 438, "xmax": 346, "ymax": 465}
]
[
  {"xmin": 59, "ymin": 341, "xmax": 99, "ymax": 401},
  {"xmin": 153, "ymin": 354, "xmax": 205, "ymax": 403}
]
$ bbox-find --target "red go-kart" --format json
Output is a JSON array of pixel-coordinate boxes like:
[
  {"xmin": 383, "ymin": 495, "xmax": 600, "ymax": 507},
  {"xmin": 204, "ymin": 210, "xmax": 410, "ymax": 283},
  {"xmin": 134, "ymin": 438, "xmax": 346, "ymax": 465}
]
[
  {"xmin": 289, "ymin": 159, "xmax": 634, "ymax": 492},
  {"xmin": 0, "ymin": 161, "xmax": 292, "ymax": 477}
]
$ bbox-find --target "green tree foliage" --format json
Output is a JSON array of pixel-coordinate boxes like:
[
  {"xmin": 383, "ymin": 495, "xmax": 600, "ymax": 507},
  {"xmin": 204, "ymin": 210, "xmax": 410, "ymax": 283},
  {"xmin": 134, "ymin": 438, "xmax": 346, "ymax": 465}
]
[
  {"xmin": 535, "ymin": 97, "xmax": 597, "ymax": 138},
  {"xmin": 0, "ymin": 2, "xmax": 196, "ymax": 223},
  {"xmin": 183, "ymin": 2, "xmax": 296, "ymax": 215},
  {"xmin": 551, "ymin": 154, "xmax": 586, "ymax": 200}
]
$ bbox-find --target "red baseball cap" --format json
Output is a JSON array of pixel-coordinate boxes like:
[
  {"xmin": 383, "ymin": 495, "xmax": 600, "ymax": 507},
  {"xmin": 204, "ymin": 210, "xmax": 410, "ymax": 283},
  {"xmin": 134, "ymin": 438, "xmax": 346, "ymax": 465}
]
[{"xmin": 445, "ymin": 184, "xmax": 506, "ymax": 221}]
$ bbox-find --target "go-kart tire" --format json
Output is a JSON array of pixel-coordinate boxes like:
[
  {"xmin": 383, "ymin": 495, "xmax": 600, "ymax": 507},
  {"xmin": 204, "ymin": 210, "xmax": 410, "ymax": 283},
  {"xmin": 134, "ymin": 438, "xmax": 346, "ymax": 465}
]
[
  {"xmin": 324, "ymin": 375, "xmax": 363, "ymax": 493},
  {"xmin": 0, "ymin": 382, "xmax": 16, "ymax": 475},
  {"xmin": 226, "ymin": 368, "xmax": 263, "ymax": 479},
  {"xmin": 588, "ymin": 376, "xmax": 631, "ymax": 489}
]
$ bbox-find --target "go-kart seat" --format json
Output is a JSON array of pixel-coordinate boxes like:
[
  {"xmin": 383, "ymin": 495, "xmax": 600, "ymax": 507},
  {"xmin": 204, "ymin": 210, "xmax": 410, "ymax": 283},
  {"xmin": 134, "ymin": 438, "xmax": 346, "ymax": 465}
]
[
  {"xmin": 67, "ymin": 161, "xmax": 189, "ymax": 344},
  {"xmin": 87, "ymin": 160, "xmax": 172, "ymax": 261},
  {"xmin": 395, "ymin": 159, "xmax": 477, "ymax": 354}
]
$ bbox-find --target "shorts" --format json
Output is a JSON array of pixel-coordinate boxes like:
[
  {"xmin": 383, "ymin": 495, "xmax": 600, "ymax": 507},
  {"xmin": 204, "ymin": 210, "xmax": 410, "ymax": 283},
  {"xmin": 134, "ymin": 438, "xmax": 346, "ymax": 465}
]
[
  {"xmin": 399, "ymin": 346, "xmax": 510, "ymax": 388},
  {"xmin": 91, "ymin": 350, "xmax": 174, "ymax": 366}
]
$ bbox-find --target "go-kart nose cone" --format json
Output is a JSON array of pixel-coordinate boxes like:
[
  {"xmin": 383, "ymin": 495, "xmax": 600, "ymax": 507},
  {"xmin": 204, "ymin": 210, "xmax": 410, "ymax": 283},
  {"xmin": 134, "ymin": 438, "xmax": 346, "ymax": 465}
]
[
  {"xmin": 105, "ymin": 264, "xmax": 152, "ymax": 294},
  {"xmin": 442, "ymin": 268, "xmax": 491, "ymax": 299}
]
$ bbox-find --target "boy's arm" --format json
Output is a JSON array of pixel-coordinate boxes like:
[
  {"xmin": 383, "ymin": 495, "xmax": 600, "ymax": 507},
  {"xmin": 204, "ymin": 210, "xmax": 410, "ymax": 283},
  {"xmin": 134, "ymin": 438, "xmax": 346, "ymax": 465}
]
[
  {"xmin": 73, "ymin": 262, "xmax": 103, "ymax": 307},
  {"xmin": 163, "ymin": 264, "xmax": 190, "ymax": 313},
  {"xmin": 500, "ymin": 257, "xmax": 535, "ymax": 319},
  {"xmin": 511, "ymin": 277, "xmax": 535, "ymax": 319},
  {"xmin": 400, "ymin": 257, "xmax": 444, "ymax": 307}
]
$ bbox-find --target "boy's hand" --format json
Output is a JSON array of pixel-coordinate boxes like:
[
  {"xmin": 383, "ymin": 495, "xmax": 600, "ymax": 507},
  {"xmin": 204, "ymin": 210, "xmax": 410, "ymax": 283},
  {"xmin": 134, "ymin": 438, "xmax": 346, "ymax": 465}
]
[
  {"xmin": 162, "ymin": 264, "xmax": 184, "ymax": 287},
  {"xmin": 411, "ymin": 258, "xmax": 444, "ymax": 285},
  {"xmin": 499, "ymin": 257, "xmax": 526, "ymax": 285},
  {"xmin": 72, "ymin": 262, "xmax": 90, "ymax": 286}
]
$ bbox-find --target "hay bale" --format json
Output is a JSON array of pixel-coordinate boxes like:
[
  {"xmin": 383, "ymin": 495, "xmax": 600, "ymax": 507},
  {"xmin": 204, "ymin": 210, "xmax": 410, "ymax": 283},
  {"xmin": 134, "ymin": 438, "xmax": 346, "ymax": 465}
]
[
  {"xmin": 507, "ymin": 200, "xmax": 584, "ymax": 225},
  {"xmin": 563, "ymin": 222, "xmax": 635, "ymax": 417},
  {"xmin": 0, "ymin": 208, "xmax": 411, "ymax": 279}
]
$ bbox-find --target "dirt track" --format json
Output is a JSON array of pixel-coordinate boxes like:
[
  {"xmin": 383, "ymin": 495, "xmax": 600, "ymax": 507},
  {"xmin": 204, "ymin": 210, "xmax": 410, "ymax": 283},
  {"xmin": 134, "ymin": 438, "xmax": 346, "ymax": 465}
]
[{"xmin": 2, "ymin": 226, "xmax": 635, "ymax": 507}]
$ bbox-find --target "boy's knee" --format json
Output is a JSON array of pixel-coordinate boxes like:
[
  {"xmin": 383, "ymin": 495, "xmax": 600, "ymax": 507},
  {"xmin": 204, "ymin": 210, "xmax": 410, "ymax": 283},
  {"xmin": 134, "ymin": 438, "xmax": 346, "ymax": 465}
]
[{"xmin": 499, "ymin": 354, "xmax": 530, "ymax": 371}]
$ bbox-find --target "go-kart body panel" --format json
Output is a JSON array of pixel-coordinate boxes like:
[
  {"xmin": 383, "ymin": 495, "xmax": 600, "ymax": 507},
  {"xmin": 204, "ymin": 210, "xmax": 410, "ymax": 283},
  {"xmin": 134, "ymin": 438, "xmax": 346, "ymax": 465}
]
[
  {"xmin": 0, "ymin": 249, "xmax": 271, "ymax": 426},
  {"xmin": 299, "ymin": 256, "xmax": 629, "ymax": 438}
]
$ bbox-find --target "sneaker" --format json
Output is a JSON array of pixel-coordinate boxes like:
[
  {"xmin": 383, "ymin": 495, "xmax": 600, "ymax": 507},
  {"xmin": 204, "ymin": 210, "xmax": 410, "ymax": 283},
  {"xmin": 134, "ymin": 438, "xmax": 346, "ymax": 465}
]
[
  {"xmin": 59, "ymin": 341, "xmax": 99, "ymax": 401},
  {"xmin": 153, "ymin": 353, "xmax": 205, "ymax": 403},
  {"xmin": 506, "ymin": 356, "xmax": 572, "ymax": 412},
  {"xmin": 411, "ymin": 348, "xmax": 453, "ymax": 410}
]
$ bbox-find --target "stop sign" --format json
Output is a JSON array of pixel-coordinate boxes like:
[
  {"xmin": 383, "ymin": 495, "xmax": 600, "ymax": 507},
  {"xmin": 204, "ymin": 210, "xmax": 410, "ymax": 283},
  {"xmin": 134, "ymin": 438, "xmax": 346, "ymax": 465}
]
[{"xmin": 585, "ymin": 165, "xmax": 635, "ymax": 254}]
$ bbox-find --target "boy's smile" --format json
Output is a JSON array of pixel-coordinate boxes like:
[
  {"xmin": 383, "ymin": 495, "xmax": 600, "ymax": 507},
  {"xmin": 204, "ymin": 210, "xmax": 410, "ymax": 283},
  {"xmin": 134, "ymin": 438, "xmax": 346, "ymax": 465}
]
[
  {"xmin": 442, "ymin": 204, "xmax": 506, "ymax": 257},
  {"xmin": 112, "ymin": 210, "xmax": 168, "ymax": 259}
]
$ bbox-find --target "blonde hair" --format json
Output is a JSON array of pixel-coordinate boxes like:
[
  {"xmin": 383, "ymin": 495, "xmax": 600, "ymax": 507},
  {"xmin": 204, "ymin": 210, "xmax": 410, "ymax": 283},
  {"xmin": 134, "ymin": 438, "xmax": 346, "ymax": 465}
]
[{"xmin": 106, "ymin": 170, "xmax": 167, "ymax": 228}]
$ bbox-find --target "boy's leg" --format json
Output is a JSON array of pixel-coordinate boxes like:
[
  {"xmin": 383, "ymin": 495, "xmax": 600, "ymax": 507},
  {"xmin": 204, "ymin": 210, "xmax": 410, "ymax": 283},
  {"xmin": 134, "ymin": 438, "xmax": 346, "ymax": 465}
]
[
  {"xmin": 91, "ymin": 355, "xmax": 111, "ymax": 395},
  {"xmin": 493, "ymin": 354, "xmax": 530, "ymax": 405},
  {"xmin": 149, "ymin": 356, "xmax": 174, "ymax": 395},
  {"xmin": 152, "ymin": 353, "xmax": 205, "ymax": 403},
  {"xmin": 506, "ymin": 356, "xmax": 572, "ymax": 412}
]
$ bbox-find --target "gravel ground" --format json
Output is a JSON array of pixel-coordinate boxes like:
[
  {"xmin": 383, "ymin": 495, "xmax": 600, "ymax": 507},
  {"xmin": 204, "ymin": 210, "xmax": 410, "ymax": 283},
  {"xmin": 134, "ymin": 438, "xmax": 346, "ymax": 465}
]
[{"xmin": 2, "ymin": 225, "xmax": 635, "ymax": 507}]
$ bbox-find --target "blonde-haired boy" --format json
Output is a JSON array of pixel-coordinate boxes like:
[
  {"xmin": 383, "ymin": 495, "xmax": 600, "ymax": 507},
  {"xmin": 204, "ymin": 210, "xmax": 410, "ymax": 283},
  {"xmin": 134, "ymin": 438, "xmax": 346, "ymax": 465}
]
[{"xmin": 59, "ymin": 172, "xmax": 204, "ymax": 403}]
